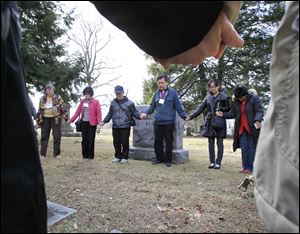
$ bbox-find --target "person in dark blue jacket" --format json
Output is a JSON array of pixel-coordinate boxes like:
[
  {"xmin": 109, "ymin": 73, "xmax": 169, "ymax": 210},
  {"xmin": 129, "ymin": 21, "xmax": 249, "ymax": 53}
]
[{"xmin": 141, "ymin": 74, "xmax": 187, "ymax": 167}]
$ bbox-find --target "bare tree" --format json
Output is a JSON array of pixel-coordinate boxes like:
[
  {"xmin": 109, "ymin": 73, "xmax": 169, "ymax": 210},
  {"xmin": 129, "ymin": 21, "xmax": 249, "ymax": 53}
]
[{"xmin": 68, "ymin": 16, "xmax": 120, "ymax": 91}]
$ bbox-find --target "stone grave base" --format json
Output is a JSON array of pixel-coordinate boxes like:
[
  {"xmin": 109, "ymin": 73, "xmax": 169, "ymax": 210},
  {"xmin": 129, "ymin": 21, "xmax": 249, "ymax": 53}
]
[
  {"xmin": 61, "ymin": 132, "xmax": 81, "ymax": 137},
  {"xmin": 129, "ymin": 146, "xmax": 189, "ymax": 164}
]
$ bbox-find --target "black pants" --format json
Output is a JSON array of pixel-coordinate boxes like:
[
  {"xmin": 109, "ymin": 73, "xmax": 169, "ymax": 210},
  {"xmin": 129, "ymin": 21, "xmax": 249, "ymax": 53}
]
[
  {"xmin": 1, "ymin": 2, "xmax": 47, "ymax": 232},
  {"xmin": 208, "ymin": 136, "xmax": 224, "ymax": 165},
  {"xmin": 40, "ymin": 117, "xmax": 62, "ymax": 157},
  {"xmin": 81, "ymin": 121, "xmax": 97, "ymax": 159},
  {"xmin": 112, "ymin": 128, "xmax": 131, "ymax": 159},
  {"xmin": 154, "ymin": 123, "xmax": 175, "ymax": 163}
]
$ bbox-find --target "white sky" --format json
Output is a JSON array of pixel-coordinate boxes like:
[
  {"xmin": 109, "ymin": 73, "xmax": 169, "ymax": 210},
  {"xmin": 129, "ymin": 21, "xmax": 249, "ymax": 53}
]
[{"xmin": 30, "ymin": 1, "xmax": 150, "ymax": 119}]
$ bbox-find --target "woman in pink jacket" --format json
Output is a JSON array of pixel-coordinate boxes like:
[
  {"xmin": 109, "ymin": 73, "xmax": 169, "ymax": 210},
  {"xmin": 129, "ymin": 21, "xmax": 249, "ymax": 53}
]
[{"xmin": 68, "ymin": 87, "xmax": 102, "ymax": 159}]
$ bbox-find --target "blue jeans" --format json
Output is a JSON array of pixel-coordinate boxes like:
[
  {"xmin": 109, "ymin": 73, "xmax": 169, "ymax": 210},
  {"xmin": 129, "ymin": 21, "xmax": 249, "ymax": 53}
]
[{"xmin": 240, "ymin": 131, "xmax": 256, "ymax": 171}]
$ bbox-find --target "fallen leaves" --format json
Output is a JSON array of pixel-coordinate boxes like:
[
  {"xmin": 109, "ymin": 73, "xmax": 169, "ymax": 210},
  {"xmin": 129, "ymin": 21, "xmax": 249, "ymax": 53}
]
[
  {"xmin": 195, "ymin": 204, "xmax": 204, "ymax": 213},
  {"xmin": 174, "ymin": 206, "xmax": 188, "ymax": 211}
]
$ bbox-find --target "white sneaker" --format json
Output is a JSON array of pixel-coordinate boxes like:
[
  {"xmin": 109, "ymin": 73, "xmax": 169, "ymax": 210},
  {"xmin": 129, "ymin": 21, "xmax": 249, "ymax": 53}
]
[
  {"xmin": 112, "ymin": 158, "xmax": 121, "ymax": 163},
  {"xmin": 120, "ymin": 159, "xmax": 128, "ymax": 164}
]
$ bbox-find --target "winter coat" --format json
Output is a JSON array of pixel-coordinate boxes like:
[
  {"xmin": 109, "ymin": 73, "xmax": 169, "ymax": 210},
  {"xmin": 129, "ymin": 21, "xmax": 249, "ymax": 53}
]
[
  {"xmin": 189, "ymin": 91, "xmax": 230, "ymax": 138},
  {"xmin": 145, "ymin": 87, "xmax": 187, "ymax": 125},
  {"xmin": 36, "ymin": 93, "xmax": 68, "ymax": 124},
  {"xmin": 223, "ymin": 94, "xmax": 264, "ymax": 151},
  {"xmin": 69, "ymin": 97, "xmax": 102, "ymax": 126},
  {"xmin": 104, "ymin": 97, "xmax": 140, "ymax": 128}
]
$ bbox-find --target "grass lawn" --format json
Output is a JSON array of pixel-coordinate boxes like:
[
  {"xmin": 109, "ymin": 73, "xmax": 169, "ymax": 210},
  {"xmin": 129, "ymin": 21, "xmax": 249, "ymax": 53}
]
[{"xmin": 40, "ymin": 129, "xmax": 267, "ymax": 233}]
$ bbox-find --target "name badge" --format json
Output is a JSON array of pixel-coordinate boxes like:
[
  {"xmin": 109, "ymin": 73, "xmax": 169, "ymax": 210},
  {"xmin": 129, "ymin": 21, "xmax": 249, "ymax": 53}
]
[
  {"xmin": 45, "ymin": 103, "xmax": 53, "ymax": 109},
  {"xmin": 159, "ymin": 99, "xmax": 165, "ymax": 104},
  {"xmin": 83, "ymin": 103, "xmax": 89, "ymax": 108}
]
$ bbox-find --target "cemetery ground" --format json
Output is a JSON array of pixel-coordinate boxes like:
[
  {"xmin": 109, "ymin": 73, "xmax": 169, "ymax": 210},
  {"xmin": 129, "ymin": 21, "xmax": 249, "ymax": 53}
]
[{"xmin": 41, "ymin": 129, "xmax": 267, "ymax": 233}]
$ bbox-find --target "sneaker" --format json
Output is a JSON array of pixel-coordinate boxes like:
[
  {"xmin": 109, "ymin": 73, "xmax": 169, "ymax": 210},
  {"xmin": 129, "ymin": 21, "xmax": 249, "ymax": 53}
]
[
  {"xmin": 152, "ymin": 160, "xmax": 162, "ymax": 165},
  {"xmin": 55, "ymin": 155, "xmax": 62, "ymax": 159},
  {"xmin": 214, "ymin": 164, "xmax": 221, "ymax": 169},
  {"xmin": 208, "ymin": 163, "xmax": 215, "ymax": 169},
  {"xmin": 112, "ymin": 158, "xmax": 121, "ymax": 163},
  {"xmin": 120, "ymin": 159, "xmax": 128, "ymax": 164},
  {"xmin": 166, "ymin": 162, "xmax": 172, "ymax": 167},
  {"xmin": 242, "ymin": 169, "xmax": 252, "ymax": 174}
]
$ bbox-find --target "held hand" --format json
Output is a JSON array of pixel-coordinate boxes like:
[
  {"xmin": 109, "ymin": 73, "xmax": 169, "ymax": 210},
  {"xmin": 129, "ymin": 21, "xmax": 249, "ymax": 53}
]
[
  {"xmin": 185, "ymin": 116, "xmax": 191, "ymax": 121},
  {"xmin": 99, "ymin": 121, "xmax": 105, "ymax": 126},
  {"xmin": 67, "ymin": 120, "xmax": 71, "ymax": 125},
  {"xmin": 216, "ymin": 111, "xmax": 223, "ymax": 117},
  {"xmin": 140, "ymin": 113, "xmax": 147, "ymax": 119},
  {"xmin": 154, "ymin": 11, "xmax": 244, "ymax": 68},
  {"xmin": 254, "ymin": 121, "xmax": 262, "ymax": 129}
]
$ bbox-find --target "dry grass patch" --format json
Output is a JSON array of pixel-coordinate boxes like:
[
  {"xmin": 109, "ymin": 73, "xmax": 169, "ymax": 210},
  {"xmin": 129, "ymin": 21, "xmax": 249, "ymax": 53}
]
[{"xmin": 40, "ymin": 129, "xmax": 267, "ymax": 233}]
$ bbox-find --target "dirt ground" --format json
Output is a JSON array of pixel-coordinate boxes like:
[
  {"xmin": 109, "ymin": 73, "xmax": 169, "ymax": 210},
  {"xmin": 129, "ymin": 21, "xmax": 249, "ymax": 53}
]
[{"xmin": 40, "ymin": 129, "xmax": 267, "ymax": 233}]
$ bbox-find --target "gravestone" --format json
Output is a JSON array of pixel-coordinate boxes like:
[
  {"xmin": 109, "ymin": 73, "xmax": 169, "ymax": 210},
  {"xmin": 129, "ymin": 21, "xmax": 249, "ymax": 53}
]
[
  {"xmin": 47, "ymin": 201, "xmax": 76, "ymax": 226},
  {"xmin": 186, "ymin": 127, "xmax": 192, "ymax": 136},
  {"xmin": 61, "ymin": 108, "xmax": 81, "ymax": 137},
  {"xmin": 129, "ymin": 105, "xmax": 189, "ymax": 163}
]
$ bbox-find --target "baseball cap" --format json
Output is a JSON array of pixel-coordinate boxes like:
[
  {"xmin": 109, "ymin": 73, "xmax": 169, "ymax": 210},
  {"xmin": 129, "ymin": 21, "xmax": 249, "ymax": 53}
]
[{"xmin": 114, "ymin": 85, "xmax": 124, "ymax": 93}]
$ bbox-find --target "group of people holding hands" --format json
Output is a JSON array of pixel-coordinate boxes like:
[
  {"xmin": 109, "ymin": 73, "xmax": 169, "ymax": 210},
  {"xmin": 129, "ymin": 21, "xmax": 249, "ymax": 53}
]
[
  {"xmin": 3, "ymin": 1, "xmax": 297, "ymax": 232},
  {"xmin": 37, "ymin": 73, "xmax": 264, "ymax": 174}
]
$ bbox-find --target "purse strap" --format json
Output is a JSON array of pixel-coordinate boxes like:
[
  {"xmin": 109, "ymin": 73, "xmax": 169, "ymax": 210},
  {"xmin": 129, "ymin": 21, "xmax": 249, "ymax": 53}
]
[{"xmin": 115, "ymin": 100, "xmax": 132, "ymax": 120}]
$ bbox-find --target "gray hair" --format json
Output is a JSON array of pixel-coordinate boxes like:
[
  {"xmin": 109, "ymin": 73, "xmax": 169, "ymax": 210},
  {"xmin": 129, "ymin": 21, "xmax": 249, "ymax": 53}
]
[
  {"xmin": 45, "ymin": 83, "xmax": 55, "ymax": 90},
  {"xmin": 248, "ymin": 88, "xmax": 257, "ymax": 96}
]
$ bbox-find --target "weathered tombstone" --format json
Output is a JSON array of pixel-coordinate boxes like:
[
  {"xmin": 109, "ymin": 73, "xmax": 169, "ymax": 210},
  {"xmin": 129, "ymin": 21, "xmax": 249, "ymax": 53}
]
[
  {"xmin": 61, "ymin": 108, "xmax": 81, "ymax": 137},
  {"xmin": 186, "ymin": 127, "xmax": 192, "ymax": 136},
  {"xmin": 129, "ymin": 105, "xmax": 189, "ymax": 163},
  {"xmin": 47, "ymin": 201, "xmax": 76, "ymax": 226}
]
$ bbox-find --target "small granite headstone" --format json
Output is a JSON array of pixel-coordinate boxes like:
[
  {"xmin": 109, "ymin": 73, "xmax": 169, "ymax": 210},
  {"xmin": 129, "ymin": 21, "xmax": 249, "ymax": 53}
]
[
  {"xmin": 129, "ymin": 105, "xmax": 189, "ymax": 163},
  {"xmin": 47, "ymin": 201, "xmax": 76, "ymax": 226},
  {"xmin": 61, "ymin": 108, "xmax": 81, "ymax": 137}
]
